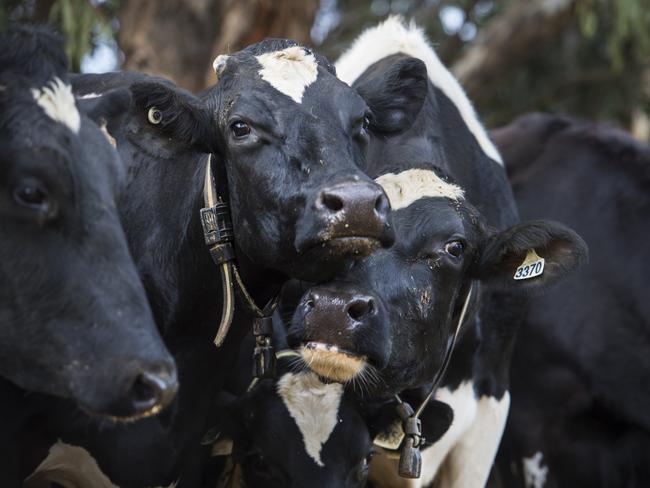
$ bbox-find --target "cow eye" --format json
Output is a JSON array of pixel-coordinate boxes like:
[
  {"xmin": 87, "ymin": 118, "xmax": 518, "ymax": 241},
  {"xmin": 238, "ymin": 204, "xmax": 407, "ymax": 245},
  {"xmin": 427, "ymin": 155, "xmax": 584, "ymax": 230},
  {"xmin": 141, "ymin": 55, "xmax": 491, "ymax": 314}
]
[
  {"xmin": 147, "ymin": 107, "xmax": 163, "ymax": 125},
  {"xmin": 362, "ymin": 115, "xmax": 370, "ymax": 130},
  {"xmin": 444, "ymin": 240, "xmax": 465, "ymax": 258},
  {"xmin": 230, "ymin": 120, "xmax": 251, "ymax": 138},
  {"xmin": 13, "ymin": 183, "xmax": 51, "ymax": 213}
]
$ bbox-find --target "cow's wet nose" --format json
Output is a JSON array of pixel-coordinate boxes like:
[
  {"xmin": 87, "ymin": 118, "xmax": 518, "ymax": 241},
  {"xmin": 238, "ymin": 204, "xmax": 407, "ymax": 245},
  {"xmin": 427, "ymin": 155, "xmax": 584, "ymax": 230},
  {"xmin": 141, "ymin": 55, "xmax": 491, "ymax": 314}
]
[
  {"xmin": 346, "ymin": 296, "xmax": 376, "ymax": 322},
  {"xmin": 316, "ymin": 181, "xmax": 393, "ymax": 244},
  {"xmin": 301, "ymin": 289, "xmax": 380, "ymax": 348},
  {"xmin": 128, "ymin": 363, "xmax": 178, "ymax": 416}
]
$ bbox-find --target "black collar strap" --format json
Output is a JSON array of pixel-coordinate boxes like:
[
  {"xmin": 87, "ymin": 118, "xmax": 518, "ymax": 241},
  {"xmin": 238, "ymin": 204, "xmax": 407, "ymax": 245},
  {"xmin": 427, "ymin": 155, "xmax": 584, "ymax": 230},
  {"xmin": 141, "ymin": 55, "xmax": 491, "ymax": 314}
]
[
  {"xmin": 377, "ymin": 283, "xmax": 474, "ymax": 479},
  {"xmin": 200, "ymin": 155, "xmax": 280, "ymax": 378}
]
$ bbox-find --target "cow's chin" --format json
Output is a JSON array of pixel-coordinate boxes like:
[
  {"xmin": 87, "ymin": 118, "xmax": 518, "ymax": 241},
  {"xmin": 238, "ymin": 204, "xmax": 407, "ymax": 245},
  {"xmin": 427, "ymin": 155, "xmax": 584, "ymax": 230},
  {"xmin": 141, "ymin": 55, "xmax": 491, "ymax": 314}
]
[{"xmin": 300, "ymin": 342, "xmax": 367, "ymax": 383}]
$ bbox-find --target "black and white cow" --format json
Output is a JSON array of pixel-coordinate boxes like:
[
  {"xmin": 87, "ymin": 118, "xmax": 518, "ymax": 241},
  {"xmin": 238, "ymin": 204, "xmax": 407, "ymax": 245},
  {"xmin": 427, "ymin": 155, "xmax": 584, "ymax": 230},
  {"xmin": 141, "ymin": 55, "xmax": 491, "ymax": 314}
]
[
  {"xmin": 210, "ymin": 314, "xmax": 453, "ymax": 488},
  {"xmin": 21, "ymin": 37, "xmax": 424, "ymax": 487},
  {"xmin": 492, "ymin": 113, "xmax": 650, "ymax": 488},
  {"xmin": 0, "ymin": 25, "xmax": 177, "ymax": 486},
  {"xmin": 287, "ymin": 18, "xmax": 588, "ymax": 487}
]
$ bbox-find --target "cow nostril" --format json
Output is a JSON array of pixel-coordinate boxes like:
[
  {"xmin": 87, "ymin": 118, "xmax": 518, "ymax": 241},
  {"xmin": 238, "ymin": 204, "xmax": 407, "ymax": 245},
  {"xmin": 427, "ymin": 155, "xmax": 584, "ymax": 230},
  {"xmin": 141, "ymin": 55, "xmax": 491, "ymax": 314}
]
[
  {"xmin": 346, "ymin": 297, "xmax": 375, "ymax": 322},
  {"xmin": 130, "ymin": 369, "xmax": 177, "ymax": 414},
  {"xmin": 374, "ymin": 194, "xmax": 389, "ymax": 216},
  {"xmin": 320, "ymin": 192, "xmax": 344, "ymax": 212},
  {"xmin": 131, "ymin": 373, "xmax": 158, "ymax": 411}
]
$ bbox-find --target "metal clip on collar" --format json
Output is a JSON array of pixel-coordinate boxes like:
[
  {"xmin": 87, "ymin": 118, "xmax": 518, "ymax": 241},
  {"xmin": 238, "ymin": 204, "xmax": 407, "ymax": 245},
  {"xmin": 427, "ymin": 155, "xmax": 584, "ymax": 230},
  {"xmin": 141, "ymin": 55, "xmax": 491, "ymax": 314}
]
[
  {"xmin": 397, "ymin": 284, "xmax": 474, "ymax": 479},
  {"xmin": 252, "ymin": 315, "xmax": 275, "ymax": 379}
]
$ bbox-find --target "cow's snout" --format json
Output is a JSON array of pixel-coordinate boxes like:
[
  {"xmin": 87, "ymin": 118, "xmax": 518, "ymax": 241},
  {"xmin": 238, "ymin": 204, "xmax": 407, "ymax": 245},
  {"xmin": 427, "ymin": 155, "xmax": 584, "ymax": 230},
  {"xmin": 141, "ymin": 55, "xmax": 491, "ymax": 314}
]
[
  {"xmin": 129, "ymin": 365, "xmax": 178, "ymax": 417},
  {"xmin": 295, "ymin": 180, "xmax": 394, "ymax": 258},
  {"xmin": 75, "ymin": 357, "xmax": 179, "ymax": 421},
  {"xmin": 317, "ymin": 180, "xmax": 391, "ymax": 232},
  {"xmin": 290, "ymin": 286, "xmax": 389, "ymax": 383},
  {"xmin": 306, "ymin": 291, "xmax": 378, "ymax": 335}
]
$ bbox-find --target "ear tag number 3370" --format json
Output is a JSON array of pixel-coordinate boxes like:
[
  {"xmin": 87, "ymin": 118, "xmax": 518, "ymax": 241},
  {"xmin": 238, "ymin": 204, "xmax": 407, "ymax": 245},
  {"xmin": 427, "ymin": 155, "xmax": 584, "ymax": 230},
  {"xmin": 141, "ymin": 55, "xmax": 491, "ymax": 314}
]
[{"xmin": 514, "ymin": 249, "xmax": 545, "ymax": 280}]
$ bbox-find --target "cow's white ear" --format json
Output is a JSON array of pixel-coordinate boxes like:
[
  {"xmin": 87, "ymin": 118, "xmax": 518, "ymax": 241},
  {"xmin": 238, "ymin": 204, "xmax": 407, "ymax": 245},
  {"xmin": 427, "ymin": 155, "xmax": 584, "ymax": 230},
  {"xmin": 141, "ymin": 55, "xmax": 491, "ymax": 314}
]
[
  {"xmin": 475, "ymin": 220, "xmax": 588, "ymax": 295},
  {"xmin": 213, "ymin": 55, "xmax": 230, "ymax": 80},
  {"xmin": 211, "ymin": 437, "xmax": 233, "ymax": 457}
]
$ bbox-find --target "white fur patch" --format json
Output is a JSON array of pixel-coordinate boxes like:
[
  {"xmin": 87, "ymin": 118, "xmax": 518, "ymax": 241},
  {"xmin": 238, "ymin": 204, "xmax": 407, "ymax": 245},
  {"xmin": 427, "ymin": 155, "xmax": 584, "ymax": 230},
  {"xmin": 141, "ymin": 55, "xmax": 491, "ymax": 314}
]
[
  {"xmin": 335, "ymin": 16, "xmax": 502, "ymax": 165},
  {"xmin": 276, "ymin": 372, "xmax": 344, "ymax": 467},
  {"xmin": 523, "ymin": 451, "xmax": 549, "ymax": 488},
  {"xmin": 375, "ymin": 168, "xmax": 464, "ymax": 210},
  {"xmin": 369, "ymin": 382, "xmax": 509, "ymax": 488},
  {"xmin": 31, "ymin": 77, "xmax": 80, "ymax": 133},
  {"xmin": 24, "ymin": 440, "xmax": 178, "ymax": 488},
  {"xmin": 436, "ymin": 391, "xmax": 511, "ymax": 488},
  {"xmin": 256, "ymin": 46, "xmax": 318, "ymax": 104},
  {"xmin": 369, "ymin": 381, "xmax": 478, "ymax": 488}
]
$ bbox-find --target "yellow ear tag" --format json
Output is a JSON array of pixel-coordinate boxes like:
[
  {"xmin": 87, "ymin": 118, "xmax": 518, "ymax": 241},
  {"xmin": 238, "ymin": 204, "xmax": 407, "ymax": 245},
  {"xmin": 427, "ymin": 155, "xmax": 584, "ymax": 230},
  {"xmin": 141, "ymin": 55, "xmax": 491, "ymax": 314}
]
[
  {"xmin": 373, "ymin": 418, "xmax": 405, "ymax": 452},
  {"xmin": 514, "ymin": 249, "xmax": 545, "ymax": 280}
]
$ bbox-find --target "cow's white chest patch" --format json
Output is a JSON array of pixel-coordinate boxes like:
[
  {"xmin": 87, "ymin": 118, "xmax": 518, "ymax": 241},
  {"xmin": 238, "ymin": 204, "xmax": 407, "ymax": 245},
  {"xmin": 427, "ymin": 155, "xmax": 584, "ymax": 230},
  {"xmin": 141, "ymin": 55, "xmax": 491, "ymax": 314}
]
[
  {"xmin": 375, "ymin": 168, "xmax": 464, "ymax": 210},
  {"xmin": 276, "ymin": 371, "xmax": 343, "ymax": 467},
  {"xmin": 256, "ymin": 46, "xmax": 318, "ymax": 104},
  {"xmin": 25, "ymin": 440, "xmax": 178, "ymax": 488},
  {"xmin": 31, "ymin": 77, "xmax": 80, "ymax": 133},
  {"xmin": 523, "ymin": 451, "xmax": 549, "ymax": 488}
]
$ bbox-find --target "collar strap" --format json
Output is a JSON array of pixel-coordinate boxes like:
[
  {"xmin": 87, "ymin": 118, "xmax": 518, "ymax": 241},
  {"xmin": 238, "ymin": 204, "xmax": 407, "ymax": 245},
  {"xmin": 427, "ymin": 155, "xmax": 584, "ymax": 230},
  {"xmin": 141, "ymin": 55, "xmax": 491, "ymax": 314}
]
[
  {"xmin": 201, "ymin": 156, "xmax": 280, "ymax": 375},
  {"xmin": 395, "ymin": 283, "xmax": 474, "ymax": 479}
]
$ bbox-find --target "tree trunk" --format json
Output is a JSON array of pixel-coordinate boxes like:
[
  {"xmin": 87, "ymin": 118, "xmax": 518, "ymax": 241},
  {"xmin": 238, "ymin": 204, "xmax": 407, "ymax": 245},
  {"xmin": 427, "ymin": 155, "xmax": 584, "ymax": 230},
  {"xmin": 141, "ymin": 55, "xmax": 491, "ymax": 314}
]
[
  {"xmin": 203, "ymin": 0, "xmax": 319, "ymax": 88},
  {"xmin": 118, "ymin": 0, "xmax": 219, "ymax": 93},
  {"xmin": 117, "ymin": 0, "xmax": 318, "ymax": 93},
  {"xmin": 452, "ymin": 0, "xmax": 575, "ymax": 107}
]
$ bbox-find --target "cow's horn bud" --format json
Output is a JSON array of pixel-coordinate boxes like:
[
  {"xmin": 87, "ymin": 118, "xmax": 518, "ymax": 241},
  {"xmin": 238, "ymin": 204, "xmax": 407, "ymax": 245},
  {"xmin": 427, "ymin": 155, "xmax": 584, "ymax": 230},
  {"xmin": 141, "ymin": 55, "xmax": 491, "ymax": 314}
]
[{"xmin": 213, "ymin": 55, "xmax": 230, "ymax": 80}]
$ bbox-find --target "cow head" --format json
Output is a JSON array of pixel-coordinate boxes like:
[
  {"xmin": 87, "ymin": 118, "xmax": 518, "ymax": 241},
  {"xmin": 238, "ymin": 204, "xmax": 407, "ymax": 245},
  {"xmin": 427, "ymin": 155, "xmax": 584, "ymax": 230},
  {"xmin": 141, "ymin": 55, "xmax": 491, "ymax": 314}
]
[
  {"xmin": 0, "ymin": 26, "xmax": 176, "ymax": 419},
  {"xmin": 215, "ymin": 372, "xmax": 374, "ymax": 488},
  {"xmin": 121, "ymin": 40, "xmax": 437, "ymax": 282},
  {"xmin": 288, "ymin": 167, "xmax": 588, "ymax": 394},
  {"xmin": 214, "ymin": 370, "xmax": 455, "ymax": 487}
]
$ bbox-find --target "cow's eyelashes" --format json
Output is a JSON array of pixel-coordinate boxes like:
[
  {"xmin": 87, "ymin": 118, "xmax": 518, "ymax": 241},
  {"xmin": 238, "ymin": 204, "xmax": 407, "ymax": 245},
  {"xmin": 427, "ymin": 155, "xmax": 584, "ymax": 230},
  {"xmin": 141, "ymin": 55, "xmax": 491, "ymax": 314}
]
[
  {"xmin": 230, "ymin": 120, "xmax": 251, "ymax": 139},
  {"xmin": 12, "ymin": 181, "xmax": 54, "ymax": 215}
]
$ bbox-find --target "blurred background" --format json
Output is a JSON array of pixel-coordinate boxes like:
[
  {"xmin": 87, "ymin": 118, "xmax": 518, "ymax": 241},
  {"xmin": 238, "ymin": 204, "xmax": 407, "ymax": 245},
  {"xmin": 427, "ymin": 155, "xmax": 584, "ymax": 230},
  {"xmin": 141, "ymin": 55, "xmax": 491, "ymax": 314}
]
[{"xmin": 2, "ymin": 0, "xmax": 648, "ymax": 137}]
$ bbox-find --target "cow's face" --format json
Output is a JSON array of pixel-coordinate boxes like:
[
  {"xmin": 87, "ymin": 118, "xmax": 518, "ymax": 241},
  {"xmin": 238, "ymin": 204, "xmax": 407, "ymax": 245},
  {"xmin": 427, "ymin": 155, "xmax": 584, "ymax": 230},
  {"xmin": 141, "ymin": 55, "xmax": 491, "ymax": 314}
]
[
  {"xmin": 289, "ymin": 168, "xmax": 588, "ymax": 395},
  {"xmin": 219, "ymin": 372, "xmax": 374, "ymax": 488},
  {"xmin": 203, "ymin": 41, "xmax": 401, "ymax": 280},
  {"xmin": 126, "ymin": 40, "xmax": 432, "ymax": 282},
  {"xmin": 0, "ymin": 78, "xmax": 176, "ymax": 419}
]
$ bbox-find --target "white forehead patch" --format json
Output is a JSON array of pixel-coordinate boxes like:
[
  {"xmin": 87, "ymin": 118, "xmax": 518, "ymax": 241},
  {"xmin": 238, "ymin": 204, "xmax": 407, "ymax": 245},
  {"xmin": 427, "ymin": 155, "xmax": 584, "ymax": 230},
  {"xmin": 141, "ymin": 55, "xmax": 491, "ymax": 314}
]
[
  {"xmin": 277, "ymin": 371, "xmax": 343, "ymax": 467},
  {"xmin": 31, "ymin": 77, "xmax": 80, "ymax": 133},
  {"xmin": 375, "ymin": 168, "xmax": 464, "ymax": 210},
  {"xmin": 335, "ymin": 16, "xmax": 503, "ymax": 165},
  {"xmin": 256, "ymin": 46, "xmax": 318, "ymax": 104}
]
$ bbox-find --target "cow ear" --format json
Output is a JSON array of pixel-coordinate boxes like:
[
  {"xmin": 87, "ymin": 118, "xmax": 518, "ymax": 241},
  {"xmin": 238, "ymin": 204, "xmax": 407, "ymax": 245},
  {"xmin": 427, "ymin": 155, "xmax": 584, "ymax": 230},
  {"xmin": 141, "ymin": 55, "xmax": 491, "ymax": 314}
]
[
  {"xmin": 76, "ymin": 88, "xmax": 131, "ymax": 132},
  {"xmin": 354, "ymin": 56, "xmax": 427, "ymax": 134},
  {"xmin": 474, "ymin": 220, "xmax": 588, "ymax": 294},
  {"xmin": 130, "ymin": 81, "xmax": 213, "ymax": 153}
]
